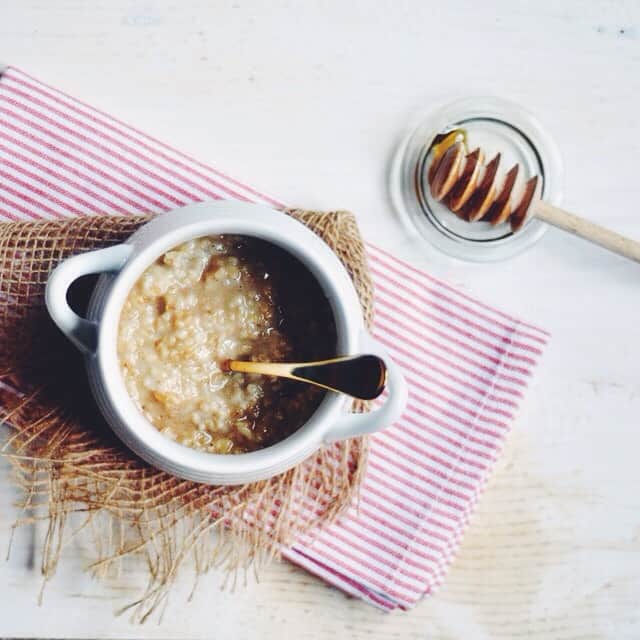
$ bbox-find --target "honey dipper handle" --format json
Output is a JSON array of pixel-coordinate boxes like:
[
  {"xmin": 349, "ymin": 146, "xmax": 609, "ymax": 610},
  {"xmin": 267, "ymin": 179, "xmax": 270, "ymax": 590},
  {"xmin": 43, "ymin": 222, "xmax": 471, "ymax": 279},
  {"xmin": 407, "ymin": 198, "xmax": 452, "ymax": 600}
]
[{"xmin": 534, "ymin": 200, "xmax": 640, "ymax": 264}]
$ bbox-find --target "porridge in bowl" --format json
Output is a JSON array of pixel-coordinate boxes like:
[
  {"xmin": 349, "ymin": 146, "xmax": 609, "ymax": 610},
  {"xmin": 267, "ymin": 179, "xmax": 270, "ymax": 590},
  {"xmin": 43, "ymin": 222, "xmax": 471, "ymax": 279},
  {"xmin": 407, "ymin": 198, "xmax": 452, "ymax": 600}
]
[{"xmin": 118, "ymin": 235, "xmax": 337, "ymax": 454}]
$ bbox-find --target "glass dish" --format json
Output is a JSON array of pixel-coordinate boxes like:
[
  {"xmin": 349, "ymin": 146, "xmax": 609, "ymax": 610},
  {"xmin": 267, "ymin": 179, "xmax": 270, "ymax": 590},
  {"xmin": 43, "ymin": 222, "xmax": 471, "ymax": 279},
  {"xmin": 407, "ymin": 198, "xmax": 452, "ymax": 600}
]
[{"xmin": 389, "ymin": 97, "xmax": 563, "ymax": 262}]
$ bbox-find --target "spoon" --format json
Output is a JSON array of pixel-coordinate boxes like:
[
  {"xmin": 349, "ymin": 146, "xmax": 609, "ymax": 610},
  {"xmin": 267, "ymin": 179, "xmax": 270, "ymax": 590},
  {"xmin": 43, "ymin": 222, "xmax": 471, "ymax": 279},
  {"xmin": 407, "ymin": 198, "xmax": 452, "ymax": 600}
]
[{"xmin": 221, "ymin": 354, "xmax": 387, "ymax": 400}]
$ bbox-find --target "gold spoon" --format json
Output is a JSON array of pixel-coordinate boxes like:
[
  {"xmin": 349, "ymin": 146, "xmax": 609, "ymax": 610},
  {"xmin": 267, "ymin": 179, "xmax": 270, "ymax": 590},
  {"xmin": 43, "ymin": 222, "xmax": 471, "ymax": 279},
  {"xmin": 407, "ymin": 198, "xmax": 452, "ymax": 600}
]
[{"xmin": 221, "ymin": 354, "xmax": 387, "ymax": 400}]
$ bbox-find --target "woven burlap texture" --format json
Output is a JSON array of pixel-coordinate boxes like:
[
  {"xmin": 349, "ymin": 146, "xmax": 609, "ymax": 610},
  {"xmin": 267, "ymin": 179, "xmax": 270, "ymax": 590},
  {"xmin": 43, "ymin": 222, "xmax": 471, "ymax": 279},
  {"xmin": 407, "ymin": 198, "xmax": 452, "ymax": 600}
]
[{"xmin": 0, "ymin": 209, "xmax": 373, "ymax": 621}]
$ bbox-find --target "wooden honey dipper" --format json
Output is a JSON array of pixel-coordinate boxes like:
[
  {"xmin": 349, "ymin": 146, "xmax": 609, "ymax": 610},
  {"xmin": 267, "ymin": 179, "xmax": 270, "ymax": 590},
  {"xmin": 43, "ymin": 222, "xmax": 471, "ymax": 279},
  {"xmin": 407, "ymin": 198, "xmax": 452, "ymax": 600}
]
[{"xmin": 427, "ymin": 129, "xmax": 640, "ymax": 263}]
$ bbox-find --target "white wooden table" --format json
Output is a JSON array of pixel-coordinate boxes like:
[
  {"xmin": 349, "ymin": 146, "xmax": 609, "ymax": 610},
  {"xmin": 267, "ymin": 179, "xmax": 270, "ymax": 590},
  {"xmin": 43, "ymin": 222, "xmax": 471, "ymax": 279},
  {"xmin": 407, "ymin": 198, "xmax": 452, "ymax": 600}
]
[{"xmin": 1, "ymin": 1, "xmax": 639, "ymax": 638}]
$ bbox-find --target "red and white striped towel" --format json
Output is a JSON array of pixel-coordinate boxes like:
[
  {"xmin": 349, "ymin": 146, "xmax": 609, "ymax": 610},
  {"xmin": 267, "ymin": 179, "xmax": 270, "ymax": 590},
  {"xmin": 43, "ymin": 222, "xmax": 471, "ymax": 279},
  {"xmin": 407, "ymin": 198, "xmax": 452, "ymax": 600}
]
[{"xmin": 0, "ymin": 66, "xmax": 548, "ymax": 610}]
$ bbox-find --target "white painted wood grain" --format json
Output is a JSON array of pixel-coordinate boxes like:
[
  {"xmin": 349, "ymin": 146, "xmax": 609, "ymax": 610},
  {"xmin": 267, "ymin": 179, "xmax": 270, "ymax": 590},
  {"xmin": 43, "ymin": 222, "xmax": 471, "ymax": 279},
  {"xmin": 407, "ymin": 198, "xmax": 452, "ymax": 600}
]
[{"xmin": 1, "ymin": 0, "xmax": 639, "ymax": 638}]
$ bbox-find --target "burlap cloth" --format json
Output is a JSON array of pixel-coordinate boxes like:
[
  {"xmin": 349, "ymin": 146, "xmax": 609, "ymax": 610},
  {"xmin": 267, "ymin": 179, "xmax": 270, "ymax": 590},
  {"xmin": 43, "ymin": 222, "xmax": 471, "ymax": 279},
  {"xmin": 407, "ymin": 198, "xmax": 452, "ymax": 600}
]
[{"xmin": 0, "ymin": 209, "xmax": 374, "ymax": 621}]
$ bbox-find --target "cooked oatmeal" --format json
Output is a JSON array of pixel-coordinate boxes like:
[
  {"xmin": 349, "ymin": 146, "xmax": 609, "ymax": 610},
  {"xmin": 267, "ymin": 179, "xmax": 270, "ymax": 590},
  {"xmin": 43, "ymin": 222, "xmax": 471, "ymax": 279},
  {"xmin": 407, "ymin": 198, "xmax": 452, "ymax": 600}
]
[{"xmin": 118, "ymin": 235, "xmax": 336, "ymax": 453}]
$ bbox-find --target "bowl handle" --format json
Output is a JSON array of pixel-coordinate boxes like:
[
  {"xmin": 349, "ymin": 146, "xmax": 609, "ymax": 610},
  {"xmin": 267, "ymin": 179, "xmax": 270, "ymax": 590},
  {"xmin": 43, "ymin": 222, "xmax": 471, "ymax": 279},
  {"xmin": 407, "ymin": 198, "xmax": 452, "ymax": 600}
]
[
  {"xmin": 45, "ymin": 244, "xmax": 133, "ymax": 355},
  {"xmin": 323, "ymin": 331, "xmax": 408, "ymax": 443}
]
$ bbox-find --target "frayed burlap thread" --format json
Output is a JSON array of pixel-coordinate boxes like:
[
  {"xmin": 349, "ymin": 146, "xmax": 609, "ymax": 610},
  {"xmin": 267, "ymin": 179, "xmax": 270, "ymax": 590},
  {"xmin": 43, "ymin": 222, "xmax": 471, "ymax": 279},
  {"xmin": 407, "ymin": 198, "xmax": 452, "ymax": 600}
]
[{"xmin": 0, "ymin": 209, "xmax": 373, "ymax": 622}]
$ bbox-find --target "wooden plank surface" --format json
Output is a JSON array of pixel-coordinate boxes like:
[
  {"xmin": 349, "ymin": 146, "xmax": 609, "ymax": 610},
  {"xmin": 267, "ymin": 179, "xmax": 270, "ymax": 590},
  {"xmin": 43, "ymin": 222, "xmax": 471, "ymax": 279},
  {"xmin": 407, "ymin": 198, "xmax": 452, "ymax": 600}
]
[{"xmin": 1, "ymin": 1, "xmax": 639, "ymax": 637}]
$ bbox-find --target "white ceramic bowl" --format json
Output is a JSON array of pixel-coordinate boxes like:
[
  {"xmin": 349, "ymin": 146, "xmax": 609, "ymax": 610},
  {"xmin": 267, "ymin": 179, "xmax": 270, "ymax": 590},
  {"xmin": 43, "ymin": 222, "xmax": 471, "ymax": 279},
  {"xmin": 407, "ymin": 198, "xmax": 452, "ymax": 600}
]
[{"xmin": 45, "ymin": 201, "xmax": 408, "ymax": 485}]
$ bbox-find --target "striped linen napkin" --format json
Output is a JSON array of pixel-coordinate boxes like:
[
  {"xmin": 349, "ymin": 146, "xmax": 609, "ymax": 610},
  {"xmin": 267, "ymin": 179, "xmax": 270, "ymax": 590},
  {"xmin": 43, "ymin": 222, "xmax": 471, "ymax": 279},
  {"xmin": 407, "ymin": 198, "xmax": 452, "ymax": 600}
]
[{"xmin": 0, "ymin": 66, "xmax": 548, "ymax": 610}]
